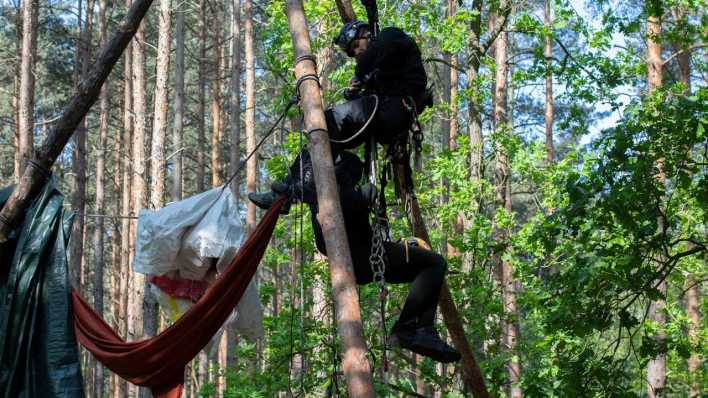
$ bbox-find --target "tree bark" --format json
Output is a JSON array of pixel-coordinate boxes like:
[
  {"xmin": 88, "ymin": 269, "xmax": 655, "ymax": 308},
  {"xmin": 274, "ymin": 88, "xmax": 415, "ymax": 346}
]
[
  {"xmin": 196, "ymin": 0, "xmax": 206, "ymax": 192},
  {"xmin": 130, "ymin": 6, "xmax": 147, "ymax": 347},
  {"xmin": 18, "ymin": 0, "xmax": 38, "ymax": 175},
  {"xmin": 211, "ymin": 3, "xmax": 224, "ymax": 187},
  {"xmin": 646, "ymin": 4, "xmax": 666, "ymax": 396},
  {"xmin": 284, "ymin": 2, "xmax": 375, "ymax": 396},
  {"xmin": 492, "ymin": 6, "xmax": 521, "ymax": 397},
  {"xmin": 117, "ymin": 4, "xmax": 135, "ymax": 397},
  {"xmin": 245, "ymin": 0, "xmax": 256, "ymax": 235},
  {"xmin": 544, "ymin": 0, "xmax": 554, "ymax": 164},
  {"xmin": 150, "ymin": 0, "xmax": 172, "ymax": 209},
  {"xmin": 333, "ymin": 0, "xmax": 356, "ymax": 23},
  {"xmin": 92, "ymin": 0, "xmax": 109, "ymax": 395},
  {"xmin": 172, "ymin": 0, "xmax": 184, "ymax": 201},
  {"xmin": 0, "ymin": 0, "xmax": 155, "ymax": 244},
  {"xmin": 229, "ymin": 0, "xmax": 241, "ymax": 202}
]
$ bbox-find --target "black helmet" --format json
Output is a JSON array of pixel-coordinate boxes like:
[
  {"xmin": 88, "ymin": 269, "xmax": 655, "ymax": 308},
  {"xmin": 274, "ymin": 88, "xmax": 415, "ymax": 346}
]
[{"xmin": 334, "ymin": 20, "xmax": 369, "ymax": 56}]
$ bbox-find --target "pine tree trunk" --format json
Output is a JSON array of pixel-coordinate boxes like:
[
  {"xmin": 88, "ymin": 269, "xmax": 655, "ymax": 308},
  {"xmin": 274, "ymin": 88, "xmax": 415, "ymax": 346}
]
[
  {"xmin": 12, "ymin": 13, "xmax": 21, "ymax": 183},
  {"xmin": 18, "ymin": 0, "xmax": 38, "ymax": 175},
  {"xmin": 284, "ymin": 2, "xmax": 376, "ymax": 396},
  {"xmin": 92, "ymin": 1, "xmax": 109, "ymax": 395},
  {"xmin": 211, "ymin": 4, "xmax": 224, "ymax": 187},
  {"xmin": 492, "ymin": 7, "xmax": 521, "ymax": 397},
  {"xmin": 228, "ymin": 0, "xmax": 241, "ymax": 202},
  {"xmin": 646, "ymin": 5, "xmax": 666, "ymax": 396},
  {"xmin": 245, "ymin": 0, "xmax": 257, "ymax": 235},
  {"xmin": 70, "ymin": 0, "xmax": 90, "ymax": 292},
  {"xmin": 544, "ymin": 0, "xmax": 554, "ymax": 163},
  {"xmin": 150, "ymin": 0, "xmax": 171, "ymax": 209},
  {"xmin": 467, "ymin": 0, "xmax": 482, "ymax": 207},
  {"xmin": 197, "ymin": 0, "xmax": 206, "ymax": 192},
  {"xmin": 118, "ymin": 4, "xmax": 134, "ymax": 396},
  {"xmin": 129, "ymin": 8, "xmax": 147, "ymax": 353},
  {"xmin": 172, "ymin": 0, "xmax": 184, "ymax": 201}
]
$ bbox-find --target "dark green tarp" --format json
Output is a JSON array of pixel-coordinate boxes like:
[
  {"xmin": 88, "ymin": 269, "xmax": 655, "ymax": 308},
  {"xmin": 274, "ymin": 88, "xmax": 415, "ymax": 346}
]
[{"xmin": 0, "ymin": 181, "xmax": 84, "ymax": 398}]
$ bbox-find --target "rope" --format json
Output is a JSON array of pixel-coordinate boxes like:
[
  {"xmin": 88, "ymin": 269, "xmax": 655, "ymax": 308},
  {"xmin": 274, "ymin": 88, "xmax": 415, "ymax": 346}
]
[{"xmin": 297, "ymin": 125, "xmax": 306, "ymax": 397}]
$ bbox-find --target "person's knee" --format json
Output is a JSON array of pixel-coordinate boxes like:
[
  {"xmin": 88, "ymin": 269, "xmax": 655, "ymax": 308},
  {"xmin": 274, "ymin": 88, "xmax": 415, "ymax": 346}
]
[{"xmin": 431, "ymin": 252, "xmax": 448, "ymax": 276}]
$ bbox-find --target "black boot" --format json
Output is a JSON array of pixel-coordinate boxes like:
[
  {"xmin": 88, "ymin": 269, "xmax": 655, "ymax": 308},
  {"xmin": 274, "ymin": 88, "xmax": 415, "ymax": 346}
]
[
  {"xmin": 247, "ymin": 189, "xmax": 291, "ymax": 214},
  {"xmin": 389, "ymin": 321, "xmax": 461, "ymax": 363}
]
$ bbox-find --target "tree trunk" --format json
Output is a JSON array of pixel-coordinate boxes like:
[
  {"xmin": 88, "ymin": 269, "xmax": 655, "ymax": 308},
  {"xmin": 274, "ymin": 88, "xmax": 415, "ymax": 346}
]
[
  {"xmin": 544, "ymin": 0, "xmax": 554, "ymax": 163},
  {"xmin": 118, "ymin": 4, "xmax": 135, "ymax": 396},
  {"xmin": 646, "ymin": 5, "xmax": 666, "ymax": 397},
  {"xmin": 172, "ymin": 0, "xmax": 184, "ymax": 201},
  {"xmin": 70, "ymin": 0, "xmax": 91, "ymax": 293},
  {"xmin": 18, "ymin": 0, "xmax": 38, "ymax": 175},
  {"xmin": 0, "ymin": 0, "xmax": 155, "ymax": 243},
  {"xmin": 229, "ymin": 0, "xmax": 241, "ymax": 202},
  {"xmin": 92, "ymin": 0, "xmax": 109, "ymax": 395},
  {"xmin": 129, "ymin": 7, "xmax": 147, "ymax": 347},
  {"xmin": 211, "ymin": 4, "xmax": 224, "ymax": 187},
  {"xmin": 284, "ymin": 2, "xmax": 375, "ymax": 396},
  {"xmin": 150, "ymin": 0, "xmax": 171, "ymax": 209},
  {"xmin": 172, "ymin": 0, "xmax": 186, "ymax": 202},
  {"xmin": 492, "ymin": 7, "xmax": 521, "ymax": 397},
  {"xmin": 245, "ymin": 0, "xmax": 257, "ymax": 235},
  {"xmin": 467, "ymin": 0, "xmax": 482, "ymax": 194},
  {"xmin": 196, "ymin": 0, "xmax": 206, "ymax": 192}
]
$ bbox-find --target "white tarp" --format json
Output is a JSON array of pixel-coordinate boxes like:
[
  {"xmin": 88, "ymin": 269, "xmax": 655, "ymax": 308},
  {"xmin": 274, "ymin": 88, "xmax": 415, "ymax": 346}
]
[{"xmin": 132, "ymin": 186, "xmax": 264, "ymax": 341}]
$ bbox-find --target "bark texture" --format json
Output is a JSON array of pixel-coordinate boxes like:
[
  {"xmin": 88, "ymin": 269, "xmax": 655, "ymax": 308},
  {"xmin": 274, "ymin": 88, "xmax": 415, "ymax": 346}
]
[{"xmin": 18, "ymin": 0, "xmax": 38, "ymax": 175}]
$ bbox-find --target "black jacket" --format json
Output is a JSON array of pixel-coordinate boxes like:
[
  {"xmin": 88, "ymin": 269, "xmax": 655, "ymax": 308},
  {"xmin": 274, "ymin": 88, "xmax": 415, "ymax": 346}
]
[{"xmin": 354, "ymin": 27, "xmax": 427, "ymax": 98}]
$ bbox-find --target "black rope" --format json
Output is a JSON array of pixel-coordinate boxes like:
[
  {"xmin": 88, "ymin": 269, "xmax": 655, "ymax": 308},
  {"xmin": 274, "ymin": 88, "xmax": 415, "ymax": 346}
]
[
  {"xmin": 295, "ymin": 74, "xmax": 321, "ymax": 101},
  {"xmin": 0, "ymin": 214, "xmax": 14, "ymax": 230},
  {"xmin": 221, "ymin": 97, "xmax": 298, "ymax": 190},
  {"xmin": 294, "ymin": 54, "xmax": 317, "ymax": 68}
]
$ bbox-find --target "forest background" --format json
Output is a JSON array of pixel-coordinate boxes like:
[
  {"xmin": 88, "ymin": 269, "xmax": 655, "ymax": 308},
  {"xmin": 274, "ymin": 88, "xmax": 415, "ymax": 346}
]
[{"xmin": 0, "ymin": 0, "xmax": 706, "ymax": 396}]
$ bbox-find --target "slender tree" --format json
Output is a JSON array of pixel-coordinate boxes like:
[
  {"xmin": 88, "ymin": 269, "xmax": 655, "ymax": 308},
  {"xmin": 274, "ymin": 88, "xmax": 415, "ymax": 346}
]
[
  {"xmin": 92, "ymin": 0, "xmax": 110, "ymax": 395},
  {"xmin": 645, "ymin": 2, "xmax": 666, "ymax": 396},
  {"xmin": 245, "ymin": 0, "xmax": 256, "ymax": 235},
  {"xmin": 18, "ymin": 0, "xmax": 38, "ymax": 175},
  {"xmin": 544, "ymin": 0, "xmax": 554, "ymax": 163},
  {"xmin": 211, "ymin": 2, "xmax": 224, "ymax": 187},
  {"xmin": 172, "ymin": 0, "xmax": 185, "ymax": 201},
  {"xmin": 197, "ymin": 0, "xmax": 206, "ymax": 192}
]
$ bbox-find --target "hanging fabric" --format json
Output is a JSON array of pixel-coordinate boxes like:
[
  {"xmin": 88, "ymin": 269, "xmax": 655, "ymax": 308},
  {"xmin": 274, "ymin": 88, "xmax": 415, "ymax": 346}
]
[
  {"xmin": 72, "ymin": 197, "xmax": 287, "ymax": 398},
  {"xmin": 0, "ymin": 182, "xmax": 84, "ymax": 398}
]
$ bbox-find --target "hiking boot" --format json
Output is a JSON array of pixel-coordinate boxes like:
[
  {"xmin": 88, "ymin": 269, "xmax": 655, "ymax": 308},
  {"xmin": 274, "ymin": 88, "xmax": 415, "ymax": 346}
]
[
  {"xmin": 389, "ymin": 322, "xmax": 461, "ymax": 363},
  {"xmin": 247, "ymin": 190, "xmax": 291, "ymax": 214}
]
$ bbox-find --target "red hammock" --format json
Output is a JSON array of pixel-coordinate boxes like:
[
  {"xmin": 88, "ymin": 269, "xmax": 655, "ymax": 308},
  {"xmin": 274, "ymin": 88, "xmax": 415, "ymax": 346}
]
[{"xmin": 72, "ymin": 198, "xmax": 285, "ymax": 398}]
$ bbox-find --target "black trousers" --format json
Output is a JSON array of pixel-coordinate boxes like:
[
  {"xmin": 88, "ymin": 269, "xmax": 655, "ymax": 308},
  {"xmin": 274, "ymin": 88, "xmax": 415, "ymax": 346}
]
[{"xmin": 351, "ymin": 241, "xmax": 447, "ymax": 328}]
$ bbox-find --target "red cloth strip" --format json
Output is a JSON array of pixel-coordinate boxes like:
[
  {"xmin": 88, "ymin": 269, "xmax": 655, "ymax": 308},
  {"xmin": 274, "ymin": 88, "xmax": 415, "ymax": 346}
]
[
  {"xmin": 72, "ymin": 198, "xmax": 285, "ymax": 398},
  {"xmin": 148, "ymin": 274, "xmax": 209, "ymax": 302}
]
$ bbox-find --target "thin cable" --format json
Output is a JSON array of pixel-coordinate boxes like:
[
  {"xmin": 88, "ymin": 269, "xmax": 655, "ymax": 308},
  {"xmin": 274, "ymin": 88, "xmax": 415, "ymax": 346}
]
[
  {"xmin": 328, "ymin": 94, "xmax": 379, "ymax": 144},
  {"xmin": 298, "ymin": 124, "xmax": 306, "ymax": 397}
]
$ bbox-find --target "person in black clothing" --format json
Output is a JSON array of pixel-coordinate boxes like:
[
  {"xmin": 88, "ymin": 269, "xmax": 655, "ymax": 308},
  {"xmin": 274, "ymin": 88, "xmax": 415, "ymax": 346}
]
[{"xmin": 249, "ymin": 22, "xmax": 460, "ymax": 363}]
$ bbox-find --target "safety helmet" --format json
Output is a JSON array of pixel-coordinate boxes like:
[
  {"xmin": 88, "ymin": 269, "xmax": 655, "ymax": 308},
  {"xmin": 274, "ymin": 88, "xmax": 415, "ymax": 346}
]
[{"xmin": 334, "ymin": 20, "xmax": 370, "ymax": 56}]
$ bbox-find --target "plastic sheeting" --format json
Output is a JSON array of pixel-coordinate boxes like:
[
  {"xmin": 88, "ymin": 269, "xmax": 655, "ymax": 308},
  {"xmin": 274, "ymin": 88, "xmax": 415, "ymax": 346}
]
[
  {"xmin": 132, "ymin": 186, "xmax": 264, "ymax": 341},
  {"xmin": 0, "ymin": 182, "xmax": 84, "ymax": 398}
]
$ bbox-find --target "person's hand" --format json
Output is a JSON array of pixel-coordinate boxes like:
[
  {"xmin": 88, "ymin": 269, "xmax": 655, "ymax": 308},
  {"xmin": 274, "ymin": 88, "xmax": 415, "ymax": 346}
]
[{"xmin": 349, "ymin": 76, "xmax": 361, "ymax": 88}]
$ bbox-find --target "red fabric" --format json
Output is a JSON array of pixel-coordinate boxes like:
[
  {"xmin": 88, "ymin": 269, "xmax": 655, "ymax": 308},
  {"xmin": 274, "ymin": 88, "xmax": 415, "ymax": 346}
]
[
  {"xmin": 72, "ymin": 198, "xmax": 285, "ymax": 398},
  {"xmin": 148, "ymin": 274, "xmax": 209, "ymax": 302}
]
